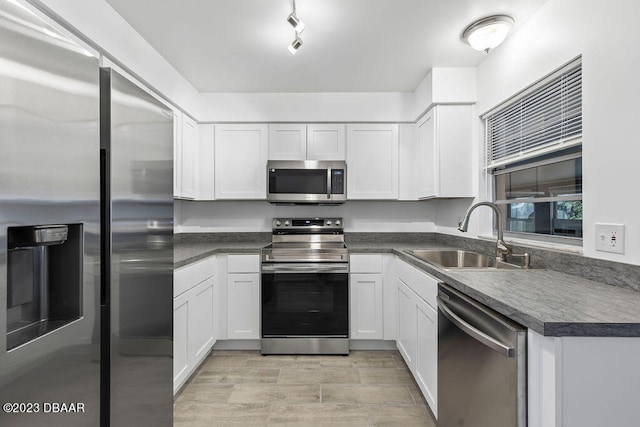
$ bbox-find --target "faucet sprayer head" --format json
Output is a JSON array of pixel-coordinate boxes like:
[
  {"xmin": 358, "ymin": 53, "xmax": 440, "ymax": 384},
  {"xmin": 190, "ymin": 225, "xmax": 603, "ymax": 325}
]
[{"xmin": 458, "ymin": 216, "xmax": 470, "ymax": 233}]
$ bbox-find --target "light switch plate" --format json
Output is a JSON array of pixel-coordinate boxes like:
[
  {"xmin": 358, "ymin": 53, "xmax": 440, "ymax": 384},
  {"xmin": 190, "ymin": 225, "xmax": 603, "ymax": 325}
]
[{"xmin": 595, "ymin": 223, "xmax": 625, "ymax": 254}]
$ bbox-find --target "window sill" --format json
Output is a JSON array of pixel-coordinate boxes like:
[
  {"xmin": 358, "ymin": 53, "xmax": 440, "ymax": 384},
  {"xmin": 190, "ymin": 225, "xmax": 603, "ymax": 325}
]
[{"xmin": 477, "ymin": 233, "xmax": 583, "ymax": 255}]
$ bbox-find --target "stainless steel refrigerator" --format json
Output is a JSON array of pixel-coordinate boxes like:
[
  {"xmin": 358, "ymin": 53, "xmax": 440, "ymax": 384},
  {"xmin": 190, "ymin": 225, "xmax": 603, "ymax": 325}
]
[{"xmin": 0, "ymin": 1, "xmax": 174, "ymax": 425}]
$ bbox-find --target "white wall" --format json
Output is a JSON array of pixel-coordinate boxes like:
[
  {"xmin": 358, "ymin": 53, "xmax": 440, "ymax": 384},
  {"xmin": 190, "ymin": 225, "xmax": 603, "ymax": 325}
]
[
  {"xmin": 199, "ymin": 67, "xmax": 477, "ymax": 123},
  {"xmin": 176, "ymin": 200, "xmax": 436, "ymax": 233},
  {"xmin": 199, "ymin": 92, "xmax": 415, "ymax": 123},
  {"xmin": 33, "ymin": 0, "xmax": 200, "ymax": 117},
  {"xmin": 439, "ymin": 0, "xmax": 640, "ymax": 266}
]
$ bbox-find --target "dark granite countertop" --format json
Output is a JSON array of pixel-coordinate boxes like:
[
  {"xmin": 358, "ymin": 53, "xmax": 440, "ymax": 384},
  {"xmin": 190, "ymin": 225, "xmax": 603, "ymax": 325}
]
[
  {"xmin": 174, "ymin": 241, "xmax": 267, "ymax": 269},
  {"xmin": 175, "ymin": 234, "xmax": 640, "ymax": 338},
  {"xmin": 392, "ymin": 250, "xmax": 640, "ymax": 338}
]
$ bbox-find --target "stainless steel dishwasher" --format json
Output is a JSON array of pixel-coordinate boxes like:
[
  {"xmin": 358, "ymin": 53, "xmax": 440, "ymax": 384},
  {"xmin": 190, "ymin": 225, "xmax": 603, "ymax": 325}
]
[{"xmin": 437, "ymin": 283, "xmax": 527, "ymax": 427}]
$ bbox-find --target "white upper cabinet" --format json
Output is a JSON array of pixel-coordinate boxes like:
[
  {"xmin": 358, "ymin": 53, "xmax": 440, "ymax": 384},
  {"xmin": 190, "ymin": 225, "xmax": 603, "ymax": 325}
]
[
  {"xmin": 269, "ymin": 124, "xmax": 307, "ymax": 160},
  {"xmin": 417, "ymin": 105, "xmax": 474, "ymax": 199},
  {"xmin": 214, "ymin": 124, "xmax": 268, "ymax": 199},
  {"xmin": 172, "ymin": 110, "xmax": 182, "ymax": 198},
  {"xmin": 417, "ymin": 111, "xmax": 436, "ymax": 198},
  {"xmin": 306, "ymin": 124, "xmax": 345, "ymax": 160},
  {"xmin": 346, "ymin": 124, "xmax": 399, "ymax": 199},
  {"xmin": 269, "ymin": 124, "xmax": 345, "ymax": 160},
  {"xmin": 197, "ymin": 124, "xmax": 215, "ymax": 200},
  {"xmin": 173, "ymin": 112, "xmax": 198, "ymax": 200}
]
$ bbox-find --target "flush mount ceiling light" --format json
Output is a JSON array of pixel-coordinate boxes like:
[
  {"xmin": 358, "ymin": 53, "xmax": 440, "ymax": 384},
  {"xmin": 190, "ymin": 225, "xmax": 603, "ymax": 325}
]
[
  {"xmin": 287, "ymin": 0, "xmax": 304, "ymax": 54},
  {"xmin": 462, "ymin": 15, "xmax": 514, "ymax": 53}
]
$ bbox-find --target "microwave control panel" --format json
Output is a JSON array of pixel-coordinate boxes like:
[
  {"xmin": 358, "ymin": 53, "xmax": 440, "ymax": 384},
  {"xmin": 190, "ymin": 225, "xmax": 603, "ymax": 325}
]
[{"xmin": 331, "ymin": 169, "xmax": 345, "ymax": 194}]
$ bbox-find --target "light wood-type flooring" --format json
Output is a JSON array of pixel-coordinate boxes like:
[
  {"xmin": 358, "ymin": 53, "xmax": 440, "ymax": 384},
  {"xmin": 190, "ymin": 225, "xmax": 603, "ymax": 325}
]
[{"xmin": 174, "ymin": 349, "xmax": 436, "ymax": 426}]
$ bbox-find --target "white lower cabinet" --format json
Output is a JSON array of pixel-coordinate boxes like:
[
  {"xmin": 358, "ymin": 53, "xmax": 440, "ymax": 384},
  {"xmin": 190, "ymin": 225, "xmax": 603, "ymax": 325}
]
[
  {"xmin": 349, "ymin": 254, "xmax": 387, "ymax": 340},
  {"xmin": 226, "ymin": 255, "xmax": 260, "ymax": 340},
  {"xmin": 528, "ymin": 331, "xmax": 640, "ymax": 427},
  {"xmin": 396, "ymin": 279, "xmax": 417, "ymax": 370},
  {"xmin": 415, "ymin": 296, "xmax": 438, "ymax": 413},
  {"xmin": 395, "ymin": 258, "xmax": 439, "ymax": 417},
  {"xmin": 350, "ymin": 273, "xmax": 383, "ymax": 339},
  {"xmin": 172, "ymin": 292, "xmax": 189, "ymax": 391},
  {"xmin": 227, "ymin": 273, "xmax": 260, "ymax": 339},
  {"xmin": 191, "ymin": 279, "xmax": 216, "ymax": 361},
  {"xmin": 173, "ymin": 256, "xmax": 217, "ymax": 394}
]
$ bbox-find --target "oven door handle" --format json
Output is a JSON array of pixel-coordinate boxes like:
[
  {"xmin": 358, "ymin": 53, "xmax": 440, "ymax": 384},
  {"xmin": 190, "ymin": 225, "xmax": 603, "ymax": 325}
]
[{"xmin": 262, "ymin": 263, "xmax": 349, "ymax": 273}]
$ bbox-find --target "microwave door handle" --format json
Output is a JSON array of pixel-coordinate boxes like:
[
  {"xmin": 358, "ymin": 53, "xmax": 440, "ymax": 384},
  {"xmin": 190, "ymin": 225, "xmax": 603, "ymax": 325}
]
[{"xmin": 327, "ymin": 169, "xmax": 331, "ymax": 199}]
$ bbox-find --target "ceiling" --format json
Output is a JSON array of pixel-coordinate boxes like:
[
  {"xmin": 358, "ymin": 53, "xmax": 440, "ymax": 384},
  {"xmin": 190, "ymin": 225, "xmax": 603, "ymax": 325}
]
[{"xmin": 104, "ymin": 0, "xmax": 548, "ymax": 93}]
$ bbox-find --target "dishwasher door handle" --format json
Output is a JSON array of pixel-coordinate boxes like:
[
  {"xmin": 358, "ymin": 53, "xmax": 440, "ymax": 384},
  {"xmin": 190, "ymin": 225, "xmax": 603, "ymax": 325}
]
[{"xmin": 437, "ymin": 296, "xmax": 515, "ymax": 357}]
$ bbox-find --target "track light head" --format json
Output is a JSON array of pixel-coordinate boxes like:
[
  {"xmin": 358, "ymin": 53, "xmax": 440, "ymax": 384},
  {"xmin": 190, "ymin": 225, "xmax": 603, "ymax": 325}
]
[
  {"xmin": 287, "ymin": 12, "xmax": 305, "ymax": 33},
  {"xmin": 288, "ymin": 35, "xmax": 303, "ymax": 55}
]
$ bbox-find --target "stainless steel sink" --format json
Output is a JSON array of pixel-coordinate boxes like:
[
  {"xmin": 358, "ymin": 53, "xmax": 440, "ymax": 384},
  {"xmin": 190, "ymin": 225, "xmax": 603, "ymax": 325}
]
[{"xmin": 408, "ymin": 249, "xmax": 521, "ymax": 270}]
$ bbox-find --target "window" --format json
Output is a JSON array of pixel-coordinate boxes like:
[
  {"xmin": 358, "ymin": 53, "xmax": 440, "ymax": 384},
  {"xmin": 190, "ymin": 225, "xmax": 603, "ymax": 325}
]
[{"xmin": 486, "ymin": 59, "xmax": 582, "ymax": 242}]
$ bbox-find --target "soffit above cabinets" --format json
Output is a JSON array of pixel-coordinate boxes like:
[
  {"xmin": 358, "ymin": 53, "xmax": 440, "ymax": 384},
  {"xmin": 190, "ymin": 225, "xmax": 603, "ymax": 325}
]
[{"xmin": 104, "ymin": 0, "xmax": 548, "ymax": 93}]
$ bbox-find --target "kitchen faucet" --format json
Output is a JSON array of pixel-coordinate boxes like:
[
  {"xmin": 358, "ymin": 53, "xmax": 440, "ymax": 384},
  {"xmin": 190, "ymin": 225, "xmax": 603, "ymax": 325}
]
[{"xmin": 458, "ymin": 201, "xmax": 512, "ymax": 261}]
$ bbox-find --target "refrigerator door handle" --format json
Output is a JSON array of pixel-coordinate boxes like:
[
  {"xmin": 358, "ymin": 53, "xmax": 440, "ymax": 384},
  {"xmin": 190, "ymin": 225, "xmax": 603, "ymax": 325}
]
[{"xmin": 437, "ymin": 296, "xmax": 515, "ymax": 357}]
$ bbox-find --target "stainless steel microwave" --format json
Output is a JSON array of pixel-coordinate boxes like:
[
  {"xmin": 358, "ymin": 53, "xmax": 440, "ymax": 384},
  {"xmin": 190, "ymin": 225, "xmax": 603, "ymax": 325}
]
[{"xmin": 267, "ymin": 160, "xmax": 346, "ymax": 204}]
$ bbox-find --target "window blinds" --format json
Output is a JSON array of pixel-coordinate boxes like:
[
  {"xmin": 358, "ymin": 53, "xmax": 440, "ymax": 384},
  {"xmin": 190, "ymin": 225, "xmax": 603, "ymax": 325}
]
[{"xmin": 485, "ymin": 61, "xmax": 582, "ymax": 169}]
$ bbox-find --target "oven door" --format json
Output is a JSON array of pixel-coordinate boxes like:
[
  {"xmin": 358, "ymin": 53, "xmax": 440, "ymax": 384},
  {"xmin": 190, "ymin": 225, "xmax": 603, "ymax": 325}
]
[{"xmin": 261, "ymin": 263, "xmax": 349, "ymax": 337}]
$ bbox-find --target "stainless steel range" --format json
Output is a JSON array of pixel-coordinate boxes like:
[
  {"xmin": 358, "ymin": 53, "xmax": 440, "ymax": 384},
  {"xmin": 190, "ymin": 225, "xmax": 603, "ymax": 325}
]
[{"xmin": 261, "ymin": 218, "xmax": 349, "ymax": 355}]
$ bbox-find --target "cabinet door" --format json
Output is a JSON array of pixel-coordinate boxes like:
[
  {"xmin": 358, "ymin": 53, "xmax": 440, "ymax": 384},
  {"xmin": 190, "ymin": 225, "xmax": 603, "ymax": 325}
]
[
  {"xmin": 197, "ymin": 124, "xmax": 215, "ymax": 200},
  {"xmin": 214, "ymin": 124, "xmax": 268, "ymax": 199},
  {"xmin": 307, "ymin": 124, "xmax": 346, "ymax": 160},
  {"xmin": 269, "ymin": 124, "xmax": 307, "ymax": 160},
  {"xmin": 417, "ymin": 110, "xmax": 437, "ymax": 199},
  {"xmin": 227, "ymin": 273, "xmax": 260, "ymax": 339},
  {"xmin": 173, "ymin": 110, "xmax": 182, "ymax": 198},
  {"xmin": 396, "ymin": 279, "xmax": 417, "ymax": 371},
  {"xmin": 173, "ymin": 292, "xmax": 189, "ymax": 394},
  {"xmin": 350, "ymin": 273, "xmax": 383, "ymax": 340},
  {"xmin": 415, "ymin": 297, "xmax": 438, "ymax": 416},
  {"xmin": 181, "ymin": 115, "xmax": 198, "ymax": 199},
  {"xmin": 346, "ymin": 124, "xmax": 399, "ymax": 199},
  {"xmin": 437, "ymin": 105, "xmax": 474, "ymax": 198},
  {"xmin": 190, "ymin": 277, "xmax": 216, "ymax": 365},
  {"xmin": 416, "ymin": 106, "xmax": 474, "ymax": 199}
]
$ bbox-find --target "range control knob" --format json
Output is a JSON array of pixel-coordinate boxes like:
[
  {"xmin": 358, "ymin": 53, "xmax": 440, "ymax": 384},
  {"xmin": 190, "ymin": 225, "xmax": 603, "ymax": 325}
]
[
  {"xmin": 284, "ymin": 220, "xmax": 290, "ymax": 226},
  {"xmin": 335, "ymin": 219, "xmax": 341, "ymax": 226},
  {"xmin": 275, "ymin": 219, "xmax": 282, "ymax": 227},
  {"xmin": 326, "ymin": 220, "xmax": 333, "ymax": 226}
]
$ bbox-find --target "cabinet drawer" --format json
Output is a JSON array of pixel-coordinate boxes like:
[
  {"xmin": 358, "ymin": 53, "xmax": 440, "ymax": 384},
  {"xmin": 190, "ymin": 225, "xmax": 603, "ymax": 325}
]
[
  {"xmin": 174, "ymin": 256, "xmax": 216, "ymax": 297},
  {"xmin": 174, "ymin": 265, "xmax": 193, "ymax": 297},
  {"xmin": 350, "ymin": 254, "xmax": 383, "ymax": 273},
  {"xmin": 193, "ymin": 256, "xmax": 216, "ymax": 285},
  {"xmin": 396, "ymin": 259, "xmax": 439, "ymax": 308},
  {"xmin": 227, "ymin": 254, "xmax": 260, "ymax": 273}
]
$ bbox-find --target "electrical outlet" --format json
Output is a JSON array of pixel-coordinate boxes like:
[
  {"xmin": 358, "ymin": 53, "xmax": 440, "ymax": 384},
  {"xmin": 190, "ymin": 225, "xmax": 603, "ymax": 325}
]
[{"xmin": 595, "ymin": 223, "xmax": 625, "ymax": 254}]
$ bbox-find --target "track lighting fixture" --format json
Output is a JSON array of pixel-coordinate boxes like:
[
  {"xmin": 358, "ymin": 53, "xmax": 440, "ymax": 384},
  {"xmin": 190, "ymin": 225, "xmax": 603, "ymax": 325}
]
[
  {"xmin": 287, "ymin": 12, "xmax": 305, "ymax": 34},
  {"xmin": 287, "ymin": 0, "xmax": 304, "ymax": 54},
  {"xmin": 288, "ymin": 35, "xmax": 303, "ymax": 55}
]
